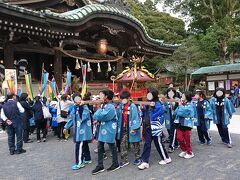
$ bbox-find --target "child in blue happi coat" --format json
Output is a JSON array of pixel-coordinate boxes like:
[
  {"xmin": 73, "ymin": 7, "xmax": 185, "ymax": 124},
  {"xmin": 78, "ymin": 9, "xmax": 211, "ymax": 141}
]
[
  {"xmin": 174, "ymin": 91, "xmax": 195, "ymax": 159},
  {"xmin": 63, "ymin": 93, "xmax": 92, "ymax": 170},
  {"xmin": 193, "ymin": 90, "xmax": 213, "ymax": 145},
  {"xmin": 138, "ymin": 88, "xmax": 171, "ymax": 170},
  {"xmin": 92, "ymin": 89, "xmax": 119, "ymax": 175},
  {"xmin": 49, "ymin": 100, "xmax": 58, "ymax": 136},
  {"xmin": 116, "ymin": 90, "xmax": 142, "ymax": 167},
  {"xmin": 210, "ymin": 87, "xmax": 235, "ymax": 148}
]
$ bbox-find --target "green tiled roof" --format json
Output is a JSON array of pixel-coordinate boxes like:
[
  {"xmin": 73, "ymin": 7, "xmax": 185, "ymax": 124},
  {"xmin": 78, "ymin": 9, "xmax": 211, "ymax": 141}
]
[
  {"xmin": 0, "ymin": 2, "xmax": 179, "ymax": 49},
  {"xmin": 192, "ymin": 63, "xmax": 240, "ymax": 75}
]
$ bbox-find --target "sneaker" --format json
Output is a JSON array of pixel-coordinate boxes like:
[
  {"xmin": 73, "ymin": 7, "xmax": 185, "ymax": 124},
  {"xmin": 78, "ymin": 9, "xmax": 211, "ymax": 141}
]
[
  {"xmin": 184, "ymin": 153, "xmax": 194, "ymax": 159},
  {"xmin": 103, "ymin": 153, "xmax": 107, "ymax": 160},
  {"xmin": 15, "ymin": 149, "xmax": 26, "ymax": 154},
  {"xmin": 64, "ymin": 139, "xmax": 68, "ymax": 142},
  {"xmin": 10, "ymin": 151, "xmax": 14, "ymax": 155},
  {"xmin": 207, "ymin": 140, "xmax": 212, "ymax": 145},
  {"xmin": 57, "ymin": 139, "xmax": 60, "ymax": 142},
  {"xmin": 168, "ymin": 147, "xmax": 174, "ymax": 153},
  {"xmin": 107, "ymin": 164, "xmax": 120, "ymax": 172},
  {"xmin": 37, "ymin": 140, "xmax": 41, "ymax": 143},
  {"xmin": 174, "ymin": 145, "xmax": 180, "ymax": 149},
  {"xmin": 226, "ymin": 143, "xmax": 232, "ymax": 148},
  {"xmin": 42, "ymin": 138, "xmax": 46, "ymax": 142},
  {"xmin": 133, "ymin": 159, "xmax": 142, "ymax": 166},
  {"xmin": 178, "ymin": 151, "xmax": 187, "ymax": 158},
  {"xmin": 159, "ymin": 158, "xmax": 171, "ymax": 165},
  {"xmin": 92, "ymin": 166, "xmax": 105, "ymax": 175},
  {"xmin": 120, "ymin": 161, "xmax": 130, "ymax": 168},
  {"xmin": 71, "ymin": 163, "xmax": 85, "ymax": 170},
  {"xmin": 83, "ymin": 160, "xmax": 92, "ymax": 164},
  {"xmin": 138, "ymin": 162, "xmax": 149, "ymax": 170},
  {"xmin": 199, "ymin": 141, "xmax": 205, "ymax": 145}
]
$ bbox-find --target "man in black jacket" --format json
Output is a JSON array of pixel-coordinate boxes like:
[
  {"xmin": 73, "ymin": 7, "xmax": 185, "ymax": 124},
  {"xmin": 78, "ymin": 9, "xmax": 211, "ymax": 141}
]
[{"xmin": 19, "ymin": 93, "xmax": 33, "ymax": 143}]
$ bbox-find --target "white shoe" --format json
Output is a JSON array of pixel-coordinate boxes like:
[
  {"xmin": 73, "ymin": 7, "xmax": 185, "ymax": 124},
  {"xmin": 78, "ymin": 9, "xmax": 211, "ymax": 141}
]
[
  {"xmin": 138, "ymin": 162, "xmax": 149, "ymax": 170},
  {"xmin": 159, "ymin": 158, "xmax": 171, "ymax": 165},
  {"xmin": 165, "ymin": 157, "xmax": 172, "ymax": 164},
  {"xmin": 184, "ymin": 153, "xmax": 194, "ymax": 159},
  {"xmin": 94, "ymin": 149, "xmax": 98, "ymax": 153},
  {"xmin": 179, "ymin": 151, "xmax": 187, "ymax": 158}
]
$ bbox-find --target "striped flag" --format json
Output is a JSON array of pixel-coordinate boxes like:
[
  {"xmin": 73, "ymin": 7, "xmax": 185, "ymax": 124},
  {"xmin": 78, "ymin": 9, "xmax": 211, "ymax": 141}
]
[
  {"xmin": 25, "ymin": 73, "xmax": 34, "ymax": 100},
  {"xmin": 40, "ymin": 71, "xmax": 49, "ymax": 96},
  {"xmin": 64, "ymin": 70, "xmax": 72, "ymax": 94},
  {"xmin": 48, "ymin": 83, "xmax": 54, "ymax": 101},
  {"xmin": 7, "ymin": 79, "xmax": 15, "ymax": 93},
  {"xmin": 81, "ymin": 64, "xmax": 87, "ymax": 97}
]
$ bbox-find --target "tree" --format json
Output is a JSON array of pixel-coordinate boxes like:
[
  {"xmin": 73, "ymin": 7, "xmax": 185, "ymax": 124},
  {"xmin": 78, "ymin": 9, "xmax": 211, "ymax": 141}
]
[
  {"xmin": 161, "ymin": 36, "xmax": 211, "ymax": 90},
  {"xmin": 161, "ymin": 0, "xmax": 240, "ymax": 63},
  {"xmin": 128, "ymin": 0, "xmax": 186, "ymax": 44}
]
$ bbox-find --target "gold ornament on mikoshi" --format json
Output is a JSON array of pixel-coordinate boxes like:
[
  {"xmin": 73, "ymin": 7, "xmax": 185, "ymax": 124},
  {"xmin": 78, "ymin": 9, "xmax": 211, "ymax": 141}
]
[{"xmin": 96, "ymin": 39, "xmax": 108, "ymax": 55}]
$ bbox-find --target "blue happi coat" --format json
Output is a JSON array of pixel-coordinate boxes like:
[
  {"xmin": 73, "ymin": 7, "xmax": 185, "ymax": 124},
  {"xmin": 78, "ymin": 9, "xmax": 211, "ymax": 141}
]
[
  {"xmin": 163, "ymin": 102, "xmax": 173, "ymax": 130},
  {"xmin": 174, "ymin": 103, "xmax": 195, "ymax": 128},
  {"xmin": 64, "ymin": 104, "xmax": 92, "ymax": 142},
  {"xmin": 193, "ymin": 100, "xmax": 212, "ymax": 129},
  {"xmin": 93, "ymin": 102, "xmax": 118, "ymax": 143},
  {"xmin": 49, "ymin": 106, "xmax": 58, "ymax": 127},
  {"xmin": 143, "ymin": 102, "xmax": 165, "ymax": 137},
  {"xmin": 116, "ymin": 103, "xmax": 141, "ymax": 143},
  {"xmin": 210, "ymin": 97, "xmax": 235, "ymax": 126}
]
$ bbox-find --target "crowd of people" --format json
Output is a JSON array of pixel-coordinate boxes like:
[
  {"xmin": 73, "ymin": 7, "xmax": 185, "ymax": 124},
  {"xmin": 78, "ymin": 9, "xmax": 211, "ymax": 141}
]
[{"xmin": 0, "ymin": 85, "xmax": 237, "ymax": 175}]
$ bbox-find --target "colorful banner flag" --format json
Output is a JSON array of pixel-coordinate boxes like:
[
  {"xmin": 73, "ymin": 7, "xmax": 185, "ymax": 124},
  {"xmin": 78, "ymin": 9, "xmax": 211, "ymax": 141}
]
[
  {"xmin": 40, "ymin": 71, "xmax": 49, "ymax": 96},
  {"xmin": 81, "ymin": 64, "xmax": 87, "ymax": 97},
  {"xmin": 51, "ymin": 79, "xmax": 58, "ymax": 97},
  {"xmin": 64, "ymin": 70, "xmax": 72, "ymax": 94},
  {"xmin": 47, "ymin": 83, "xmax": 54, "ymax": 101},
  {"xmin": 25, "ymin": 73, "xmax": 34, "ymax": 100},
  {"xmin": 7, "ymin": 79, "xmax": 14, "ymax": 93}
]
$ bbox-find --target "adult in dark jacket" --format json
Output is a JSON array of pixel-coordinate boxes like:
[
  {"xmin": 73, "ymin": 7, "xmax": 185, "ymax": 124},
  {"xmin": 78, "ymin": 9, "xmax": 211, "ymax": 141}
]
[
  {"xmin": 1, "ymin": 93, "xmax": 25, "ymax": 155},
  {"xmin": 19, "ymin": 93, "xmax": 33, "ymax": 143},
  {"xmin": 32, "ymin": 96, "xmax": 47, "ymax": 143}
]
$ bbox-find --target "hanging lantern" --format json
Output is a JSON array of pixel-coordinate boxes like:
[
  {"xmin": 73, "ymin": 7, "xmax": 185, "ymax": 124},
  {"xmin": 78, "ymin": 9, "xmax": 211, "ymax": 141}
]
[
  {"xmin": 75, "ymin": 59, "xmax": 81, "ymax": 70},
  {"xmin": 107, "ymin": 62, "xmax": 112, "ymax": 72},
  {"xmin": 97, "ymin": 63, "xmax": 101, "ymax": 72},
  {"xmin": 87, "ymin": 62, "xmax": 92, "ymax": 72},
  {"xmin": 96, "ymin": 39, "xmax": 108, "ymax": 55}
]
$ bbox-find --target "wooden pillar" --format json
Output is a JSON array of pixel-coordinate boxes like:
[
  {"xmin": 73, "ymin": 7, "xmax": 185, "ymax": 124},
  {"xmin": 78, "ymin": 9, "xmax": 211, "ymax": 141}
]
[
  {"xmin": 4, "ymin": 42, "xmax": 14, "ymax": 69},
  {"xmin": 54, "ymin": 49, "xmax": 62, "ymax": 90},
  {"xmin": 116, "ymin": 59, "xmax": 123, "ymax": 74}
]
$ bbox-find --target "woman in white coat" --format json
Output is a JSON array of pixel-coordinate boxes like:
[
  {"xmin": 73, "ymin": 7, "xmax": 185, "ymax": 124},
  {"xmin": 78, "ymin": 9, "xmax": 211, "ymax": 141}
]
[{"xmin": 57, "ymin": 94, "xmax": 73, "ymax": 141}]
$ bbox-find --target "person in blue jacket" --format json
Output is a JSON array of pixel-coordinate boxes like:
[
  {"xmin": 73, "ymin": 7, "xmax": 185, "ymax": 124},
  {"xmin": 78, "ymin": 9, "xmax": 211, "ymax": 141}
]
[
  {"xmin": 116, "ymin": 90, "xmax": 141, "ymax": 168},
  {"xmin": 138, "ymin": 88, "xmax": 171, "ymax": 170},
  {"xmin": 63, "ymin": 93, "xmax": 92, "ymax": 170},
  {"xmin": 164, "ymin": 88, "xmax": 179, "ymax": 153},
  {"xmin": 232, "ymin": 84, "xmax": 239, "ymax": 108},
  {"xmin": 193, "ymin": 90, "xmax": 213, "ymax": 145},
  {"xmin": 174, "ymin": 91, "xmax": 195, "ymax": 159},
  {"xmin": 210, "ymin": 87, "xmax": 235, "ymax": 148},
  {"xmin": 92, "ymin": 89, "xmax": 119, "ymax": 175}
]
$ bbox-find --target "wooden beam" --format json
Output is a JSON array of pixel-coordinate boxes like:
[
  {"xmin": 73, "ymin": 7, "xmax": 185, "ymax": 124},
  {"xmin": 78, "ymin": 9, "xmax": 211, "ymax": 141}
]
[
  {"xmin": 13, "ymin": 44, "xmax": 54, "ymax": 55},
  {"xmin": 54, "ymin": 49, "xmax": 62, "ymax": 90},
  {"xmin": 63, "ymin": 39, "xmax": 119, "ymax": 53},
  {"xmin": 4, "ymin": 42, "xmax": 14, "ymax": 69}
]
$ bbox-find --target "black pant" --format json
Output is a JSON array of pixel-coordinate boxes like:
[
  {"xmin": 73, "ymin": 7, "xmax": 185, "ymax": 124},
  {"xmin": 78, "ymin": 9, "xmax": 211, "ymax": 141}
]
[
  {"xmin": 57, "ymin": 122, "xmax": 66, "ymax": 139},
  {"xmin": 168, "ymin": 121, "xmax": 178, "ymax": 149},
  {"xmin": 75, "ymin": 141, "xmax": 91, "ymax": 165},
  {"xmin": 197, "ymin": 126, "xmax": 211, "ymax": 143},
  {"xmin": 97, "ymin": 141, "xmax": 118, "ymax": 168},
  {"xmin": 35, "ymin": 120, "xmax": 47, "ymax": 140},
  {"xmin": 216, "ymin": 123, "xmax": 231, "ymax": 144},
  {"xmin": 141, "ymin": 127, "xmax": 169, "ymax": 163},
  {"xmin": 6, "ymin": 124, "xmax": 23, "ymax": 153}
]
